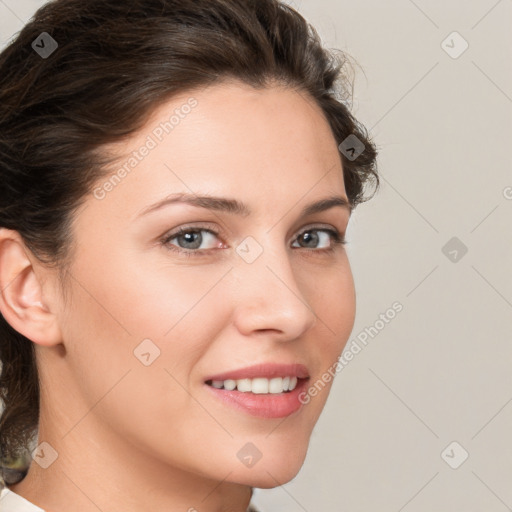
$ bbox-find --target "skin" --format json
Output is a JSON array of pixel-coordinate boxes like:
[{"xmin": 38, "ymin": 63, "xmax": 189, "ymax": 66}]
[{"xmin": 0, "ymin": 79, "xmax": 356, "ymax": 512}]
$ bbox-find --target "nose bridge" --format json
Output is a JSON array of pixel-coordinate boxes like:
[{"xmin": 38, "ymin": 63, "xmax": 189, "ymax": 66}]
[{"xmin": 232, "ymin": 234, "xmax": 317, "ymax": 338}]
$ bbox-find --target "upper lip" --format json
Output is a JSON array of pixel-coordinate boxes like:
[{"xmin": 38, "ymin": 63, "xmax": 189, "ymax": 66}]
[{"xmin": 204, "ymin": 363, "xmax": 310, "ymax": 382}]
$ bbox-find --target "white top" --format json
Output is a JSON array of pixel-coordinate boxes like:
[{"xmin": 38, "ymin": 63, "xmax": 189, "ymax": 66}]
[
  {"xmin": 0, "ymin": 487, "xmax": 45, "ymax": 511},
  {"xmin": 0, "ymin": 486, "xmax": 263, "ymax": 511}
]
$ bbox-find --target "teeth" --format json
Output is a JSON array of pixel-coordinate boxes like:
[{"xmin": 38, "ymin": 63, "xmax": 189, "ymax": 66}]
[
  {"xmin": 208, "ymin": 376, "xmax": 300, "ymax": 394},
  {"xmin": 252, "ymin": 378, "xmax": 269, "ymax": 394},
  {"xmin": 268, "ymin": 377, "xmax": 282, "ymax": 394},
  {"xmin": 223, "ymin": 379, "xmax": 236, "ymax": 391},
  {"xmin": 236, "ymin": 378, "xmax": 252, "ymax": 392}
]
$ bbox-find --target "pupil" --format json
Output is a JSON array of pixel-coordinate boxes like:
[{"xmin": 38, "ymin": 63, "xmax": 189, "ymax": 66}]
[
  {"xmin": 180, "ymin": 231, "xmax": 201, "ymax": 249},
  {"xmin": 302, "ymin": 231, "xmax": 318, "ymax": 248}
]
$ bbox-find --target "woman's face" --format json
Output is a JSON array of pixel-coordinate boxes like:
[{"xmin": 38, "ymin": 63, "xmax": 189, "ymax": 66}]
[{"xmin": 46, "ymin": 79, "xmax": 356, "ymax": 488}]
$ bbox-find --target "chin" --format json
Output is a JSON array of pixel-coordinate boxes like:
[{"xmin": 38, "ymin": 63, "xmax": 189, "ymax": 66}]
[
  {"xmin": 228, "ymin": 449, "xmax": 307, "ymax": 489},
  {"xmin": 230, "ymin": 469, "xmax": 303, "ymax": 489},
  {"xmin": 253, "ymin": 466, "xmax": 303, "ymax": 489}
]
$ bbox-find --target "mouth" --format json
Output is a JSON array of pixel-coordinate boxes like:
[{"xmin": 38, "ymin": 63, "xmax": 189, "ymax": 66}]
[
  {"xmin": 205, "ymin": 376, "xmax": 303, "ymax": 394},
  {"xmin": 203, "ymin": 363, "xmax": 310, "ymax": 418}
]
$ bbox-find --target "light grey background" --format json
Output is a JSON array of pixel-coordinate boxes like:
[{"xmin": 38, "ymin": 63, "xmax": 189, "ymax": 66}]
[{"xmin": 1, "ymin": 1, "xmax": 511, "ymax": 511}]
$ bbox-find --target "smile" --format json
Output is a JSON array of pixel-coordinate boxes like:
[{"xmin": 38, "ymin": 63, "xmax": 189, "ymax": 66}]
[
  {"xmin": 206, "ymin": 376, "xmax": 299, "ymax": 394},
  {"xmin": 203, "ymin": 363, "xmax": 310, "ymax": 418}
]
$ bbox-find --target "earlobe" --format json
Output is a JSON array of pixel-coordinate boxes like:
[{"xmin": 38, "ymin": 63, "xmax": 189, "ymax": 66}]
[{"xmin": 0, "ymin": 228, "xmax": 62, "ymax": 347}]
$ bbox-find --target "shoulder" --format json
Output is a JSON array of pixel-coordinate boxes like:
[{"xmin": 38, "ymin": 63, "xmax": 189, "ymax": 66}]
[
  {"xmin": 0, "ymin": 486, "xmax": 46, "ymax": 511},
  {"xmin": 0, "ymin": 485, "xmax": 264, "ymax": 512}
]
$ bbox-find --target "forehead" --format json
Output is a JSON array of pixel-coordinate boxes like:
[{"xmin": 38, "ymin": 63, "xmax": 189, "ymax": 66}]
[{"xmin": 91, "ymin": 80, "xmax": 347, "ymax": 218}]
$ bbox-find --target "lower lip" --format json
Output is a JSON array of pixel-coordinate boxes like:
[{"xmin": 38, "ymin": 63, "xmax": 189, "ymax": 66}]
[{"xmin": 204, "ymin": 379, "xmax": 309, "ymax": 419}]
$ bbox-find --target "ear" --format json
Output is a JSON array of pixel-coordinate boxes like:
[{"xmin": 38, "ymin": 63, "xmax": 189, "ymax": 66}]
[{"xmin": 0, "ymin": 228, "xmax": 63, "ymax": 346}]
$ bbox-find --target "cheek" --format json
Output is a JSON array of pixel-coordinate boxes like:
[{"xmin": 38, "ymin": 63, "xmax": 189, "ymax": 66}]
[
  {"xmin": 306, "ymin": 257, "xmax": 356, "ymax": 351},
  {"xmin": 71, "ymin": 240, "xmax": 226, "ymax": 341},
  {"xmin": 58, "ymin": 260, "xmax": 228, "ymax": 463},
  {"xmin": 287, "ymin": 259, "xmax": 355, "ymax": 417},
  {"xmin": 61, "ymin": 253, "xmax": 234, "ymax": 417},
  {"xmin": 58, "ymin": 250, "xmax": 216, "ymax": 399}
]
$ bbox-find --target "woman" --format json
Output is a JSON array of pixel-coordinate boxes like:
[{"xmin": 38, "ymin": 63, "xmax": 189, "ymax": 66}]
[{"xmin": 0, "ymin": 0, "xmax": 379, "ymax": 510}]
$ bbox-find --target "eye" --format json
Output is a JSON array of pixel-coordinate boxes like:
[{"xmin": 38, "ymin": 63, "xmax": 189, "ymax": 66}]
[
  {"xmin": 291, "ymin": 227, "xmax": 346, "ymax": 252},
  {"xmin": 160, "ymin": 224, "xmax": 346, "ymax": 257},
  {"xmin": 162, "ymin": 226, "xmax": 222, "ymax": 254}
]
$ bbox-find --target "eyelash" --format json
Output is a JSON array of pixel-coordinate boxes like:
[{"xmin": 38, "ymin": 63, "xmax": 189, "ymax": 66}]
[{"xmin": 160, "ymin": 224, "xmax": 347, "ymax": 258}]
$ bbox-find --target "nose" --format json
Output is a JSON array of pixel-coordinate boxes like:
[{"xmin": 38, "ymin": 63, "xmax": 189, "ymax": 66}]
[{"xmin": 231, "ymin": 242, "xmax": 318, "ymax": 342}]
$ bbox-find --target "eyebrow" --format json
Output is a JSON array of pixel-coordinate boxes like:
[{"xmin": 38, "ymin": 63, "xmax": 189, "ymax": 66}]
[{"xmin": 136, "ymin": 192, "xmax": 353, "ymax": 219}]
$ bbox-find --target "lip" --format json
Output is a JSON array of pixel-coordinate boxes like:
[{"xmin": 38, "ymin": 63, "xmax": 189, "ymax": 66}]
[
  {"xmin": 203, "ymin": 363, "xmax": 310, "ymax": 382},
  {"xmin": 204, "ymin": 376, "xmax": 309, "ymax": 419},
  {"xmin": 203, "ymin": 363, "xmax": 311, "ymax": 419}
]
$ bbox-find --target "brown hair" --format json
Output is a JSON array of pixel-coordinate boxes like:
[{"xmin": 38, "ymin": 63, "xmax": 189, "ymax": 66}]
[{"xmin": 0, "ymin": 0, "xmax": 379, "ymax": 484}]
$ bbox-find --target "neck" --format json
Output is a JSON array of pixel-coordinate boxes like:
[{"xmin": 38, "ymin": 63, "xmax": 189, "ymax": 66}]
[{"xmin": 9, "ymin": 416, "xmax": 253, "ymax": 512}]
